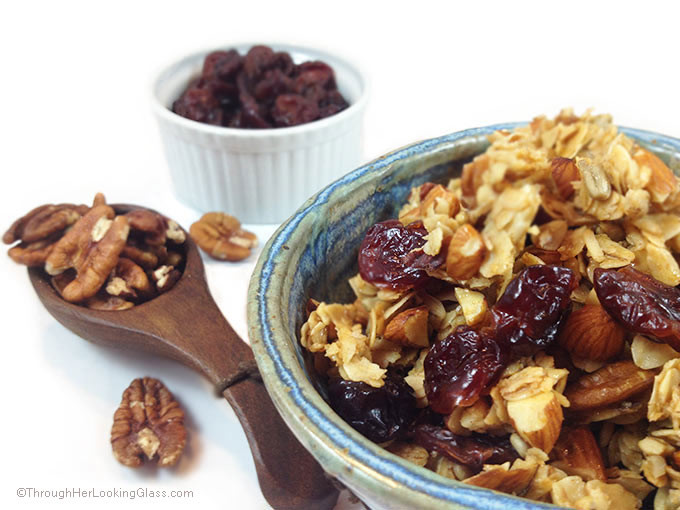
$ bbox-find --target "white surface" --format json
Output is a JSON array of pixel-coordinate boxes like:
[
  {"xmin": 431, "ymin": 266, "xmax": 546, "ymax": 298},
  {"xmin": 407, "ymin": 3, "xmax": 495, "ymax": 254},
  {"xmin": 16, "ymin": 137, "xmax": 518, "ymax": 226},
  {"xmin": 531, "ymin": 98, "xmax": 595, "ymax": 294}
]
[
  {"xmin": 153, "ymin": 43, "xmax": 367, "ymax": 224},
  {"xmin": 1, "ymin": 1, "xmax": 678, "ymax": 509}
]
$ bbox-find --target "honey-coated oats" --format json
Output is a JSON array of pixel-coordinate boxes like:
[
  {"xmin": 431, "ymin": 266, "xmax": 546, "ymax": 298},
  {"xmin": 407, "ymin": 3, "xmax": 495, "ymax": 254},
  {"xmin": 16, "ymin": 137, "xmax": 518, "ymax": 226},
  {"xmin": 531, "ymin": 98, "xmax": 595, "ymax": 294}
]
[{"xmin": 300, "ymin": 109, "xmax": 680, "ymax": 508}]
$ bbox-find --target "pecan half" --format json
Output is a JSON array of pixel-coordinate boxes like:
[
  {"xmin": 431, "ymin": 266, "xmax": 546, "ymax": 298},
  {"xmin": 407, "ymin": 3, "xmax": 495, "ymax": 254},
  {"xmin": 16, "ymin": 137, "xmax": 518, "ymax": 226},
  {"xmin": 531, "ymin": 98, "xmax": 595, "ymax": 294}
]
[
  {"xmin": 4, "ymin": 202, "xmax": 90, "ymax": 266},
  {"xmin": 151, "ymin": 265, "xmax": 181, "ymax": 294},
  {"xmin": 45, "ymin": 206, "xmax": 130, "ymax": 302},
  {"xmin": 86, "ymin": 293, "xmax": 134, "ymax": 311},
  {"xmin": 564, "ymin": 361, "xmax": 656, "ymax": 411},
  {"xmin": 190, "ymin": 212, "xmax": 257, "ymax": 261},
  {"xmin": 106, "ymin": 257, "xmax": 153, "ymax": 300},
  {"xmin": 121, "ymin": 241, "xmax": 160, "ymax": 270},
  {"xmin": 8, "ymin": 235, "xmax": 62, "ymax": 267},
  {"xmin": 111, "ymin": 377, "xmax": 186, "ymax": 467},
  {"xmin": 3, "ymin": 203, "xmax": 88, "ymax": 245},
  {"xmin": 125, "ymin": 210, "xmax": 168, "ymax": 246}
]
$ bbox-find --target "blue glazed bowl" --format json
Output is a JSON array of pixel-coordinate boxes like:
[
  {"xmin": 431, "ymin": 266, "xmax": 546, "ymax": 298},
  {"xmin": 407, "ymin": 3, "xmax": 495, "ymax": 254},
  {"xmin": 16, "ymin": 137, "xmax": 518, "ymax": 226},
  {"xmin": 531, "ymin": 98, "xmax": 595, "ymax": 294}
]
[{"xmin": 247, "ymin": 124, "xmax": 680, "ymax": 509}]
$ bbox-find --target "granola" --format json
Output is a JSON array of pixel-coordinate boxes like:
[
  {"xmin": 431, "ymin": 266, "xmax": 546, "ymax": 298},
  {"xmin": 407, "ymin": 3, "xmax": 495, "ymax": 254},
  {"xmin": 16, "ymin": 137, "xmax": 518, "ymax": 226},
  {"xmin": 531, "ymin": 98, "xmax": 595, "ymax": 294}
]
[{"xmin": 299, "ymin": 109, "xmax": 680, "ymax": 508}]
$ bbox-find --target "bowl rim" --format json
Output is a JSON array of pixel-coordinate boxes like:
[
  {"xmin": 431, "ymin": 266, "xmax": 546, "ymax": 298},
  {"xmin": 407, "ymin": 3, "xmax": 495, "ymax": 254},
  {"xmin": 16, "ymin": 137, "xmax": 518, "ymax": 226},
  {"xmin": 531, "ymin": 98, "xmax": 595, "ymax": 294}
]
[
  {"xmin": 150, "ymin": 41, "xmax": 369, "ymax": 138},
  {"xmin": 248, "ymin": 123, "xmax": 680, "ymax": 508}
]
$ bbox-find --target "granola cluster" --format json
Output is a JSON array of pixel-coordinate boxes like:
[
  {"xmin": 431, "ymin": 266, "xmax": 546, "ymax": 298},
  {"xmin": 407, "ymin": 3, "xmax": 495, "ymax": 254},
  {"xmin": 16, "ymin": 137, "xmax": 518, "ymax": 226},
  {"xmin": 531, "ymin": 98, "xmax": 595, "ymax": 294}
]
[{"xmin": 300, "ymin": 110, "xmax": 680, "ymax": 509}]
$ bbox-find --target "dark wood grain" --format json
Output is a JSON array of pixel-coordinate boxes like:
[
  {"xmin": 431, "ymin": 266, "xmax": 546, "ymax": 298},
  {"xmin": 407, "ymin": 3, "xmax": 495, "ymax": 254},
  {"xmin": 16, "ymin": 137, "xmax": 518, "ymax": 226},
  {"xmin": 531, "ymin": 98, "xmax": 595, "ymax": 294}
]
[{"xmin": 27, "ymin": 204, "xmax": 339, "ymax": 510}]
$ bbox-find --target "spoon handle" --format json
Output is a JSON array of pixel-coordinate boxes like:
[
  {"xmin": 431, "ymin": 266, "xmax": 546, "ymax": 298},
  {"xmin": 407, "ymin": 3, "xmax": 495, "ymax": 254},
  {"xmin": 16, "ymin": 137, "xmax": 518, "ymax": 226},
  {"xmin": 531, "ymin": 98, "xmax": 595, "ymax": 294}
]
[
  {"xmin": 28, "ymin": 267, "xmax": 339, "ymax": 509},
  {"xmin": 138, "ymin": 280, "xmax": 340, "ymax": 509},
  {"xmin": 189, "ymin": 308, "xmax": 339, "ymax": 508},
  {"xmin": 224, "ymin": 374, "xmax": 339, "ymax": 510}
]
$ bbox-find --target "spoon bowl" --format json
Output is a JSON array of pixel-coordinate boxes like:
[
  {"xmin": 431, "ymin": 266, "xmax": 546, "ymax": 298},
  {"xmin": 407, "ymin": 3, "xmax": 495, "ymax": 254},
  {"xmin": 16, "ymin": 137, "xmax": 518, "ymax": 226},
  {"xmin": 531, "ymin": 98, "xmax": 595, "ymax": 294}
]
[{"xmin": 28, "ymin": 204, "xmax": 339, "ymax": 510}]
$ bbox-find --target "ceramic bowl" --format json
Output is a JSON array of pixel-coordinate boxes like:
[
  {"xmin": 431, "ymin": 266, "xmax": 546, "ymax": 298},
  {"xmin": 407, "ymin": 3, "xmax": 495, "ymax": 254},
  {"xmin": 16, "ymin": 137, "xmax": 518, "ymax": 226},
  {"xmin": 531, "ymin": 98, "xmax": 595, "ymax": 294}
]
[
  {"xmin": 152, "ymin": 43, "xmax": 367, "ymax": 224},
  {"xmin": 247, "ymin": 124, "xmax": 680, "ymax": 509}
]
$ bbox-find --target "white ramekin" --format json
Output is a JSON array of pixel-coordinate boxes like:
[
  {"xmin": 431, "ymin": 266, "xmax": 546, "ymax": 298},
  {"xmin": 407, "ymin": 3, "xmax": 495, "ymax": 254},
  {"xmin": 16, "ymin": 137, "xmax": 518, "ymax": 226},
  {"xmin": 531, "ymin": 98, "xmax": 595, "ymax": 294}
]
[{"xmin": 151, "ymin": 43, "xmax": 368, "ymax": 224}]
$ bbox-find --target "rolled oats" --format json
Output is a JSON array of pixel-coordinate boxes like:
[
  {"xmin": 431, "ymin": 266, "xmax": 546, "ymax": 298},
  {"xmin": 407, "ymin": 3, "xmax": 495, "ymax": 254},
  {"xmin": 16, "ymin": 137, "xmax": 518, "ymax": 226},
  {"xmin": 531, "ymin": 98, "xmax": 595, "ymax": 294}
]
[{"xmin": 297, "ymin": 109, "xmax": 680, "ymax": 507}]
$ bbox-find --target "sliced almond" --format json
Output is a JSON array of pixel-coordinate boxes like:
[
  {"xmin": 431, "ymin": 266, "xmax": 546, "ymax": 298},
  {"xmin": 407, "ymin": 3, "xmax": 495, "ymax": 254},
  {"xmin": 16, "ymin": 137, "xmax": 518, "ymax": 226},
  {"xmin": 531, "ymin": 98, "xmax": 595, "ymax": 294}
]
[
  {"xmin": 533, "ymin": 220, "xmax": 568, "ymax": 251},
  {"xmin": 446, "ymin": 224, "xmax": 486, "ymax": 280},
  {"xmin": 565, "ymin": 361, "xmax": 656, "ymax": 411},
  {"xmin": 558, "ymin": 305, "xmax": 625, "ymax": 362},
  {"xmin": 552, "ymin": 427, "xmax": 606, "ymax": 481},
  {"xmin": 453, "ymin": 288, "xmax": 488, "ymax": 326},
  {"xmin": 631, "ymin": 334, "xmax": 680, "ymax": 370},
  {"xmin": 383, "ymin": 306, "xmax": 429, "ymax": 348},
  {"xmin": 463, "ymin": 464, "xmax": 536, "ymax": 494},
  {"xmin": 506, "ymin": 391, "xmax": 563, "ymax": 453}
]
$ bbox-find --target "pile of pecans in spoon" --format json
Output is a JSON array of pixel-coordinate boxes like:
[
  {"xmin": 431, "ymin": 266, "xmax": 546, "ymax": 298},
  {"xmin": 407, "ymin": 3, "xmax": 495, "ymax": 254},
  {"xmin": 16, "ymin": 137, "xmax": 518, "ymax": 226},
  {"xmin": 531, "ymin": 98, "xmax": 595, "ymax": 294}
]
[
  {"xmin": 300, "ymin": 109, "xmax": 680, "ymax": 509},
  {"xmin": 4, "ymin": 193, "xmax": 186, "ymax": 310}
]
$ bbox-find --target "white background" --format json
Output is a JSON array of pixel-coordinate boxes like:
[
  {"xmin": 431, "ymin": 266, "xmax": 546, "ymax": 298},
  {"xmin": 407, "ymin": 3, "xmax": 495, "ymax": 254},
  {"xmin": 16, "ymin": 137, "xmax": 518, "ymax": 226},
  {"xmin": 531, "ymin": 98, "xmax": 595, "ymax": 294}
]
[{"xmin": 1, "ymin": 1, "xmax": 679, "ymax": 509}]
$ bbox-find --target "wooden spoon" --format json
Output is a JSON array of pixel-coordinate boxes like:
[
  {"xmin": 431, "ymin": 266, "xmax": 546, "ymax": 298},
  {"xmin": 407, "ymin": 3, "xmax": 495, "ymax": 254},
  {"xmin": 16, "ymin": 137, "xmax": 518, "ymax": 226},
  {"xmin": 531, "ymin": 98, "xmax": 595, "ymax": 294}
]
[{"xmin": 27, "ymin": 204, "xmax": 339, "ymax": 510}]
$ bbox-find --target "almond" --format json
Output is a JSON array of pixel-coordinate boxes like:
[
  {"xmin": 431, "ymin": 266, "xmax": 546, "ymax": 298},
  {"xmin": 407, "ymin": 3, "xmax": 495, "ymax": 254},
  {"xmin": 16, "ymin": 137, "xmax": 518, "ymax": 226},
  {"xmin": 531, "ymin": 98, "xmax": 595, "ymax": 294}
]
[
  {"xmin": 421, "ymin": 184, "xmax": 460, "ymax": 217},
  {"xmin": 551, "ymin": 157, "xmax": 580, "ymax": 199},
  {"xmin": 383, "ymin": 306, "xmax": 429, "ymax": 348},
  {"xmin": 464, "ymin": 465, "xmax": 537, "ymax": 494},
  {"xmin": 461, "ymin": 154, "xmax": 489, "ymax": 207},
  {"xmin": 672, "ymin": 451, "xmax": 680, "ymax": 470},
  {"xmin": 551, "ymin": 427, "xmax": 606, "ymax": 481},
  {"xmin": 506, "ymin": 391, "xmax": 563, "ymax": 453},
  {"xmin": 564, "ymin": 361, "xmax": 656, "ymax": 411},
  {"xmin": 446, "ymin": 224, "xmax": 486, "ymax": 280},
  {"xmin": 559, "ymin": 305, "xmax": 625, "ymax": 361},
  {"xmin": 634, "ymin": 147, "xmax": 678, "ymax": 203}
]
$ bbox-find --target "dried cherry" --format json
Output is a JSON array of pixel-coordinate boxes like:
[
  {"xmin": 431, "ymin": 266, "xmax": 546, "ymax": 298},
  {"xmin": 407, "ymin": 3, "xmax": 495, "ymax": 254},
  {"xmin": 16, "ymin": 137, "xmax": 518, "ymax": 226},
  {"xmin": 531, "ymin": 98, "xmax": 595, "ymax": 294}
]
[
  {"xmin": 272, "ymin": 94, "xmax": 320, "ymax": 127},
  {"xmin": 294, "ymin": 61, "xmax": 336, "ymax": 94},
  {"xmin": 493, "ymin": 265, "xmax": 577, "ymax": 350},
  {"xmin": 271, "ymin": 52, "xmax": 295, "ymax": 76},
  {"xmin": 327, "ymin": 372, "xmax": 417, "ymax": 443},
  {"xmin": 173, "ymin": 45, "xmax": 348, "ymax": 129},
  {"xmin": 414, "ymin": 424, "xmax": 517, "ymax": 470},
  {"xmin": 243, "ymin": 45, "xmax": 277, "ymax": 81},
  {"xmin": 424, "ymin": 326, "xmax": 509, "ymax": 413},
  {"xmin": 172, "ymin": 82, "xmax": 223, "ymax": 126},
  {"xmin": 202, "ymin": 50, "xmax": 242, "ymax": 82},
  {"xmin": 358, "ymin": 220, "xmax": 444, "ymax": 291},
  {"xmin": 253, "ymin": 69, "xmax": 292, "ymax": 102},
  {"xmin": 423, "ymin": 265, "xmax": 577, "ymax": 413},
  {"xmin": 594, "ymin": 266, "xmax": 680, "ymax": 351}
]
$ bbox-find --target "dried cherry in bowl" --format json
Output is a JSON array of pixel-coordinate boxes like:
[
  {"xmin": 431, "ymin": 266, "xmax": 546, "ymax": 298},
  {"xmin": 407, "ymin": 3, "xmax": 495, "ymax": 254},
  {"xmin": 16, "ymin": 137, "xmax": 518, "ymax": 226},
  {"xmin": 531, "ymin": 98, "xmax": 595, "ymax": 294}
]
[
  {"xmin": 247, "ymin": 124, "xmax": 680, "ymax": 509},
  {"xmin": 151, "ymin": 43, "xmax": 368, "ymax": 224}
]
